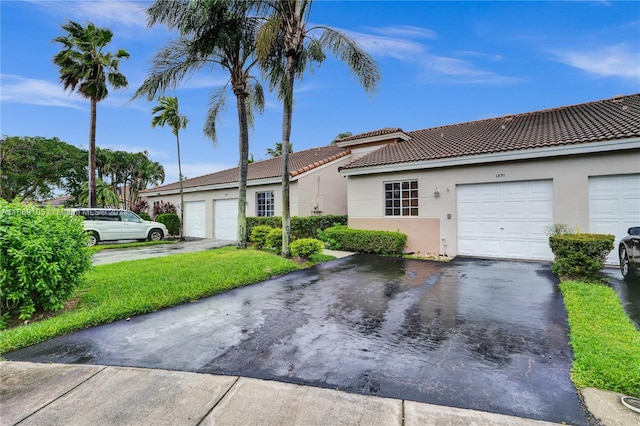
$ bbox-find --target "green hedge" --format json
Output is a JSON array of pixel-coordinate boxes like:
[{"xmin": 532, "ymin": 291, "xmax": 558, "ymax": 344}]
[
  {"xmin": 138, "ymin": 212, "xmax": 152, "ymax": 221},
  {"xmin": 0, "ymin": 200, "xmax": 92, "ymax": 326},
  {"xmin": 156, "ymin": 213, "xmax": 180, "ymax": 236},
  {"xmin": 549, "ymin": 233, "xmax": 614, "ymax": 282},
  {"xmin": 318, "ymin": 225, "xmax": 407, "ymax": 255},
  {"xmin": 246, "ymin": 215, "xmax": 347, "ymax": 240}
]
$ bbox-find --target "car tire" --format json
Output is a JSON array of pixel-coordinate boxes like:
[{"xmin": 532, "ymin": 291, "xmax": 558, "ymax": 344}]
[
  {"xmin": 148, "ymin": 228, "xmax": 164, "ymax": 242},
  {"xmin": 620, "ymin": 245, "xmax": 635, "ymax": 280},
  {"xmin": 87, "ymin": 232, "xmax": 99, "ymax": 247}
]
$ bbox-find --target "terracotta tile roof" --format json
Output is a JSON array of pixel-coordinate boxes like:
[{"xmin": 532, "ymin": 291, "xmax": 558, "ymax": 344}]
[
  {"xmin": 341, "ymin": 94, "xmax": 640, "ymax": 170},
  {"xmin": 143, "ymin": 145, "xmax": 350, "ymax": 193},
  {"xmin": 336, "ymin": 128, "xmax": 404, "ymax": 143}
]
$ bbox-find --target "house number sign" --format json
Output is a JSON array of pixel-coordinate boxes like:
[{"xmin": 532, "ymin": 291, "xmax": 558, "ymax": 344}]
[{"xmin": 496, "ymin": 173, "xmax": 505, "ymax": 178}]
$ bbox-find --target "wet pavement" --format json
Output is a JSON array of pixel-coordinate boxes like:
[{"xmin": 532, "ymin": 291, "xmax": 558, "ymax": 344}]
[
  {"xmin": 4, "ymin": 256, "xmax": 589, "ymax": 425},
  {"xmin": 602, "ymin": 268, "xmax": 640, "ymax": 329},
  {"xmin": 91, "ymin": 238, "xmax": 234, "ymax": 265}
]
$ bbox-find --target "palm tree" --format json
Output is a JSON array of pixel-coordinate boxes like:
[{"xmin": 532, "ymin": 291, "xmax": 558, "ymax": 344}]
[
  {"xmin": 152, "ymin": 96, "xmax": 188, "ymax": 239},
  {"xmin": 135, "ymin": 0, "xmax": 264, "ymax": 249},
  {"xmin": 332, "ymin": 131, "xmax": 352, "ymax": 144},
  {"xmin": 53, "ymin": 21, "xmax": 129, "ymax": 208},
  {"xmin": 266, "ymin": 141, "xmax": 293, "ymax": 157},
  {"xmin": 257, "ymin": 0, "xmax": 380, "ymax": 256}
]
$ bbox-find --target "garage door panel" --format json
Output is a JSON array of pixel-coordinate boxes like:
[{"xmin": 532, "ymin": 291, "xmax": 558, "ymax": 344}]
[
  {"xmin": 457, "ymin": 180, "xmax": 553, "ymax": 260},
  {"xmin": 478, "ymin": 240, "xmax": 501, "ymax": 256},
  {"xmin": 503, "ymin": 201, "xmax": 526, "ymax": 217},
  {"xmin": 529, "ymin": 200, "xmax": 553, "ymax": 217},
  {"xmin": 623, "ymin": 198, "xmax": 640, "ymax": 215},
  {"xmin": 214, "ymin": 199, "xmax": 238, "ymax": 241},
  {"xmin": 184, "ymin": 201, "xmax": 206, "ymax": 238},
  {"xmin": 503, "ymin": 221, "xmax": 526, "ymax": 238},
  {"xmin": 503, "ymin": 241, "xmax": 526, "ymax": 257},
  {"xmin": 529, "ymin": 241, "xmax": 553, "ymax": 259},
  {"xmin": 589, "ymin": 174, "xmax": 640, "ymax": 264}
]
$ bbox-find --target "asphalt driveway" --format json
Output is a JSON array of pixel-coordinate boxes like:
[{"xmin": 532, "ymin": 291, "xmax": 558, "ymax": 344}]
[{"xmin": 4, "ymin": 256, "xmax": 588, "ymax": 425}]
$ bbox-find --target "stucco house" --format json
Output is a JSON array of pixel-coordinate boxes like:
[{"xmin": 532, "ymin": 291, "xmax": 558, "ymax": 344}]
[
  {"xmin": 337, "ymin": 93, "xmax": 640, "ymax": 263},
  {"xmin": 141, "ymin": 145, "xmax": 352, "ymax": 240}
]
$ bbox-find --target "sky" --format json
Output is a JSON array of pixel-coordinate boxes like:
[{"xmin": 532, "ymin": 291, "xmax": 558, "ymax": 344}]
[{"xmin": 1, "ymin": 1, "xmax": 639, "ymax": 186}]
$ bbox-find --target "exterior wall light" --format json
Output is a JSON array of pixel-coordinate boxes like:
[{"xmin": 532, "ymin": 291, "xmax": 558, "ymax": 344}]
[{"xmin": 434, "ymin": 188, "xmax": 440, "ymax": 198}]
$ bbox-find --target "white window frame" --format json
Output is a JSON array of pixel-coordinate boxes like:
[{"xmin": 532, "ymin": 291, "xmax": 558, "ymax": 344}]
[
  {"xmin": 256, "ymin": 191, "xmax": 275, "ymax": 217},
  {"xmin": 384, "ymin": 180, "xmax": 418, "ymax": 217}
]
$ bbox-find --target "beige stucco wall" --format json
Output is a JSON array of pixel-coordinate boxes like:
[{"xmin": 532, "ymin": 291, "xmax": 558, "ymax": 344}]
[
  {"xmin": 293, "ymin": 156, "xmax": 351, "ymax": 216},
  {"xmin": 346, "ymin": 150, "xmax": 640, "ymax": 256}
]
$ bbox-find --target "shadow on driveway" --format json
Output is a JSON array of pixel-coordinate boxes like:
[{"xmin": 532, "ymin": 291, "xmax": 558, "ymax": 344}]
[{"xmin": 5, "ymin": 256, "xmax": 588, "ymax": 425}]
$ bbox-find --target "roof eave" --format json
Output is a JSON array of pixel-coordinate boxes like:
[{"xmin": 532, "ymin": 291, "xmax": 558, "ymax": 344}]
[
  {"xmin": 144, "ymin": 177, "xmax": 284, "ymax": 197},
  {"xmin": 340, "ymin": 137, "xmax": 640, "ymax": 176}
]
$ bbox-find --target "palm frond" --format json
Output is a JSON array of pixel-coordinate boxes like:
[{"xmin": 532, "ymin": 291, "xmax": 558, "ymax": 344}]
[
  {"xmin": 318, "ymin": 27, "xmax": 380, "ymax": 93},
  {"xmin": 203, "ymin": 86, "xmax": 228, "ymax": 143}
]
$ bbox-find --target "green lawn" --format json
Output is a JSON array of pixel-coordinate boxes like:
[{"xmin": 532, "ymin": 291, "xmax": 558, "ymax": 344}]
[
  {"xmin": 560, "ymin": 281, "xmax": 640, "ymax": 397},
  {"xmin": 0, "ymin": 247, "xmax": 303, "ymax": 354}
]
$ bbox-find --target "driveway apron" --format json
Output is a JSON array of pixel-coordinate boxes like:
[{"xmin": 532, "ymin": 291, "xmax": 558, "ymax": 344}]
[{"xmin": 4, "ymin": 256, "xmax": 588, "ymax": 425}]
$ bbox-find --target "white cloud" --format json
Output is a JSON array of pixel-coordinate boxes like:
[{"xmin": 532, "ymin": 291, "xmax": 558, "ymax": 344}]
[
  {"xmin": 551, "ymin": 43, "xmax": 640, "ymax": 80},
  {"xmin": 0, "ymin": 74, "xmax": 85, "ymax": 109},
  {"xmin": 0, "ymin": 74, "xmax": 145, "ymax": 110},
  {"xmin": 366, "ymin": 25, "xmax": 437, "ymax": 40},
  {"xmin": 27, "ymin": 0, "xmax": 147, "ymax": 29},
  {"xmin": 338, "ymin": 28, "xmax": 517, "ymax": 85},
  {"xmin": 422, "ymin": 56, "xmax": 521, "ymax": 84},
  {"xmin": 344, "ymin": 29, "xmax": 428, "ymax": 60},
  {"xmin": 456, "ymin": 51, "xmax": 503, "ymax": 62}
]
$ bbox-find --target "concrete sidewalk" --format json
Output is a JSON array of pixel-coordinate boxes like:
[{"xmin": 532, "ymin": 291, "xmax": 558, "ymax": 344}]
[{"xmin": 1, "ymin": 361, "xmax": 563, "ymax": 426}]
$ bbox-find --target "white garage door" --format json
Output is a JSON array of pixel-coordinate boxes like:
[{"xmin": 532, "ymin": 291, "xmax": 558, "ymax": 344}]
[
  {"xmin": 214, "ymin": 199, "xmax": 238, "ymax": 241},
  {"xmin": 589, "ymin": 174, "xmax": 640, "ymax": 265},
  {"xmin": 184, "ymin": 201, "xmax": 206, "ymax": 238},
  {"xmin": 457, "ymin": 180, "xmax": 554, "ymax": 260}
]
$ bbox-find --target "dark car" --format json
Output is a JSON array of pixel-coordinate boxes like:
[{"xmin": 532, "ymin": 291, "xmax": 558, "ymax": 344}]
[{"xmin": 619, "ymin": 227, "xmax": 640, "ymax": 280}]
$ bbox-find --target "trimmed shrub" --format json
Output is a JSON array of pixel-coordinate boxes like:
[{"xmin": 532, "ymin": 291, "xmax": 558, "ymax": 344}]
[
  {"xmin": 156, "ymin": 213, "xmax": 180, "ymax": 236},
  {"xmin": 138, "ymin": 212, "xmax": 152, "ymax": 221},
  {"xmin": 246, "ymin": 215, "xmax": 347, "ymax": 241},
  {"xmin": 251, "ymin": 225, "xmax": 274, "ymax": 249},
  {"xmin": 265, "ymin": 228, "xmax": 283, "ymax": 250},
  {"xmin": 130, "ymin": 199, "xmax": 149, "ymax": 215},
  {"xmin": 0, "ymin": 200, "xmax": 92, "ymax": 325},
  {"xmin": 319, "ymin": 225, "xmax": 407, "ymax": 255},
  {"xmin": 153, "ymin": 200, "xmax": 176, "ymax": 218},
  {"xmin": 290, "ymin": 238, "xmax": 324, "ymax": 259},
  {"xmin": 549, "ymin": 233, "xmax": 614, "ymax": 282}
]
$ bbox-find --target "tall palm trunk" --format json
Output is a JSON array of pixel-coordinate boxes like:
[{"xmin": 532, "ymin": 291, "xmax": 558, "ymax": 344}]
[
  {"xmin": 89, "ymin": 97, "xmax": 98, "ymax": 208},
  {"xmin": 176, "ymin": 132, "xmax": 185, "ymax": 241},
  {"xmin": 281, "ymin": 55, "xmax": 297, "ymax": 257},
  {"xmin": 236, "ymin": 92, "xmax": 249, "ymax": 249}
]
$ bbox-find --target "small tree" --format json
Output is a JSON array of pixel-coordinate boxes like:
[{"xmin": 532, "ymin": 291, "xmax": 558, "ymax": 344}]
[
  {"xmin": 151, "ymin": 96, "xmax": 188, "ymax": 240},
  {"xmin": 152, "ymin": 200, "xmax": 176, "ymax": 218}
]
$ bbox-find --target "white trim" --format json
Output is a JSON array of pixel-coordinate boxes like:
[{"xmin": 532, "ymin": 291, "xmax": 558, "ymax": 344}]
[
  {"xmin": 340, "ymin": 138, "xmax": 640, "ymax": 176},
  {"xmin": 335, "ymin": 131, "xmax": 410, "ymax": 148}
]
